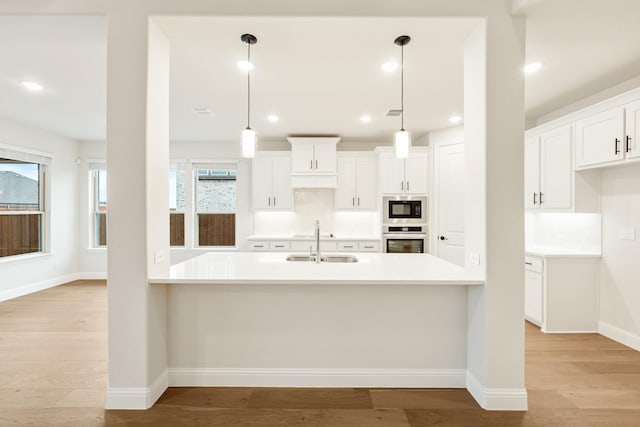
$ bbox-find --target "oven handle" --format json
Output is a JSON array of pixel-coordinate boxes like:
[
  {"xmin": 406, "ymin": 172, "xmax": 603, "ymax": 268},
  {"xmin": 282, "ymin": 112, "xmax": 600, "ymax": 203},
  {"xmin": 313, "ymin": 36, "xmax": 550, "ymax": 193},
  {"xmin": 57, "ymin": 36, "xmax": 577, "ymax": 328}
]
[{"xmin": 383, "ymin": 233, "xmax": 427, "ymax": 239}]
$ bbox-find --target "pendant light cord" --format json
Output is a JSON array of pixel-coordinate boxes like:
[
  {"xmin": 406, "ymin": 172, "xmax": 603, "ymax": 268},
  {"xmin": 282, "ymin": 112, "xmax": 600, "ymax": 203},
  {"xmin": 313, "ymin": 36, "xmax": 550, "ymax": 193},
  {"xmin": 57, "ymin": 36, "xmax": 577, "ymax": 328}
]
[
  {"xmin": 247, "ymin": 41, "xmax": 251, "ymax": 129},
  {"xmin": 400, "ymin": 42, "xmax": 404, "ymax": 131}
]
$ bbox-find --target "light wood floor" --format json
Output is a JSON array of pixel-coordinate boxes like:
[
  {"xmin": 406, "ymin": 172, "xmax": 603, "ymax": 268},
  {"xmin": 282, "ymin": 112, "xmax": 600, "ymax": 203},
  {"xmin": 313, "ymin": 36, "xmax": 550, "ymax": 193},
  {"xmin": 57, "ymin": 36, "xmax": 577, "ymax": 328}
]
[{"xmin": 1, "ymin": 281, "xmax": 639, "ymax": 426}]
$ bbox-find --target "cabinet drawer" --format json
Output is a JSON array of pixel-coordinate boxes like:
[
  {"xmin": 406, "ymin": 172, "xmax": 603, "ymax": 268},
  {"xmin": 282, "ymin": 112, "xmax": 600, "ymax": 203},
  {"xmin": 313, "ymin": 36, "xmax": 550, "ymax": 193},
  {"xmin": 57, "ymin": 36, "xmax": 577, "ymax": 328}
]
[
  {"xmin": 249, "ymin": 241, "xmax": 269, "ymax": 251},
  {"xmin": 290, "ymin": 241, "xmax": 314, "ymax": 252},
  {"xmin": 338, "ymin": 241, "xmax": 358, "ymax": 251},
  {"xmin": 524, "ymin": 256, "xmax": 543, "ymax": 273},
  {"xmin": 358, "ymin": 241, "xmax": 380, "ymax": 252},
  {"xmin": 269, "ymin": 241, "xmax": 290, "ymax": 251}
]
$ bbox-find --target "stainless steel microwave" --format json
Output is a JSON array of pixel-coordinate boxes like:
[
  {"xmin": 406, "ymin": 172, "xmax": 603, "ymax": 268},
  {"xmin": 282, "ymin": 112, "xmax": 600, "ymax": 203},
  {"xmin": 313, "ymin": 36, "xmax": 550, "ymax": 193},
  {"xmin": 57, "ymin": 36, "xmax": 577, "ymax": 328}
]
[{"xmin": 383, "ymin": 196, "xmax": 427, "ymax": 224}]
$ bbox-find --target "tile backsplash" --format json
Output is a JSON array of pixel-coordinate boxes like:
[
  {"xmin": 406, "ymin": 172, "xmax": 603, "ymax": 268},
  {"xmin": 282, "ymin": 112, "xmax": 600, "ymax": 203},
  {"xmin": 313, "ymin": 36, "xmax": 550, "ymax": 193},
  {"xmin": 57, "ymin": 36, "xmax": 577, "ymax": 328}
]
[
  {"xmin": 525, "ymin": 212, "xmax": 601, "ymax": 252},
  {"xmin": 254, "ymin": 189, "xmax": 380, "ymax": 237}
]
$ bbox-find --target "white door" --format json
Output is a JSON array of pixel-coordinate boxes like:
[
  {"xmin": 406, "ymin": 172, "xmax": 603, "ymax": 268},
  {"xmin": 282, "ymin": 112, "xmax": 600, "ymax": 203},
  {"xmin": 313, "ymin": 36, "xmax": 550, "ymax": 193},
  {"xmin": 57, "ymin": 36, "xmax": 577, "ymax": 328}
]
[
  {"xmin": 355, "ymin": 157, "xmax": 376, "ymax": 209},
  {"xmin": 271, "ymin": 156, "xmax": 292, "ymax": 209},
  {"xmin": 336, "ymin": 157, "xmax": 357, "ymax": 208},
  {"xmin": 404, "ymin": 151, "xmax": 428, "ymax": 194},
  {"xmin": 436, "ymin": 143, "xmax": 465, "ymax": 266},
  {"xmin": 290, "ymin": 141, "xmax": 315, "ymax": 173},
  {"xmin": 540, "ymin": 125, "xmax": 572, "ymax": 209},
  {"xmin": 313, "ymin": 142, "xmax": 337, "ymax": 173},
  {"xmin": 524, "ymin": 136, "xmax": 540, "ymax": 209},
  {"xmin": 625, "ymin": 99, "xmax": 640, "ymax": 159},
  {"xmin": 575, "ymin": 107, "xmax": 624, "ymax": 168}
]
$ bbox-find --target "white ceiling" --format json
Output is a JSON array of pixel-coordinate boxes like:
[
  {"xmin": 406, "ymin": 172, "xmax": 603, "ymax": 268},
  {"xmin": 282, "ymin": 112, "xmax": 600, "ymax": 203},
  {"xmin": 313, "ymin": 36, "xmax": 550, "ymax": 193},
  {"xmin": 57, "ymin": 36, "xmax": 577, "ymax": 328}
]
[{"xmin": 0, "ymin": 1, "xmax": 639, "ymax": 142}]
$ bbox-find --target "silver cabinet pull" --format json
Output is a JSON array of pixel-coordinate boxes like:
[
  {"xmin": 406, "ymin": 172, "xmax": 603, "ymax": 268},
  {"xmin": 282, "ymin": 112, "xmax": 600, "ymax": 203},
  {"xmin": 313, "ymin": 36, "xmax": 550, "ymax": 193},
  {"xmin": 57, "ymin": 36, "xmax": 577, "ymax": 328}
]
[
  {"xmin": 316, "ymin": 159, "xmax": 318, "ymax": 169},
  {"xmin": 273, "ymin": 197, "xmax": 276, "ymax": 206},
  {"xmin": 357, "ymin": 197, "xmax": 360, "ymax": 206},
  {"xmin": 539, "ymin": 192, "xmax": 544, "ymax": 205},
  {"xmin": 401, "ymin": 181, "xmax": 404, "ymax": 191},
  {"xmin": 352, "ymin": 197, "xmax": 355, "ymax": 206},
  {"xmin": 407, "ymin": 181, "xmax": 410, "ymax": 191},
  {"xmin": 310, "ymin": 159, "xmax": 313, "ymax": 169},
  {"xmin": 268, "ymin": 197, "xmax": 271, "ymax": 206},
  {"xmin": 533, "ymin": 192, "xmax": 537, "ymax": 205}
]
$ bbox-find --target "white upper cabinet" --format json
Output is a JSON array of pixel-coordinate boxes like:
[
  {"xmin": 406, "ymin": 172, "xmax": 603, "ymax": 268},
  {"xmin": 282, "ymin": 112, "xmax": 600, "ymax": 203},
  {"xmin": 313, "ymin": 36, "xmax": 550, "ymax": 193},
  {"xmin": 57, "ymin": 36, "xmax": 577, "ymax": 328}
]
[
  {"xmin": 575, "ymin": 107, "xmax": 625, "ymax": 168},
  {"xmin": 288, "ymin": 137, "xmax": 339, "ymax": 187},
  {"xmin": 252, "ymin": 152, "xmax": 292, "ymax": 210},
  {"xmin": 525, "ymin": 125, "xmax": 573, "ymax": 210},
  {"xmin": 378, "ymin": 148, "xmax": 428, "ymax": 195},
  {"xmin": 336, "ymin": 154, "xmax": 376, "ymax": 209},
  {"xmin": 625, "ymin": 99, "xmax": 640, "ymax": 159},
  {"xmin": 576, "ymin": 99, "xmax": 640, "ymax": 169}
]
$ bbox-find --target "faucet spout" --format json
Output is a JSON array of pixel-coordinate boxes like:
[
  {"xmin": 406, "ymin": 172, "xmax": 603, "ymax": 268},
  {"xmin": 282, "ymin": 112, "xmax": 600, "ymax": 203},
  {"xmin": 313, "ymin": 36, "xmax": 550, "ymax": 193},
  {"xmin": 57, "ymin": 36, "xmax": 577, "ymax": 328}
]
[{"xmin": 315, "ymin": 220, "xmax": 321, "ymax": 263}]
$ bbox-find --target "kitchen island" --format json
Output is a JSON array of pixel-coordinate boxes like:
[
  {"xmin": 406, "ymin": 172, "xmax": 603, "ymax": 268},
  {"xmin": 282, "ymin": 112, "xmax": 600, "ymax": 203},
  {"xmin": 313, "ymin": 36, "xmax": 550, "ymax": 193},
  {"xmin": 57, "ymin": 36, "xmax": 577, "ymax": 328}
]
[{"xmin": 149, "ymin": 252, "xmax": 483, "ymax": 389}]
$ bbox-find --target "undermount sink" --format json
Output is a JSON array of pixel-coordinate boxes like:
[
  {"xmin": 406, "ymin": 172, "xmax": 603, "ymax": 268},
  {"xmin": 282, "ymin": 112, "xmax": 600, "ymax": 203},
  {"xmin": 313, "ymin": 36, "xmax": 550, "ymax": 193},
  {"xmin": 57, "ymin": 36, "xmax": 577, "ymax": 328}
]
[{"xmin": 285, "ymin": 254, "xmax": 358, "ymax": 263}]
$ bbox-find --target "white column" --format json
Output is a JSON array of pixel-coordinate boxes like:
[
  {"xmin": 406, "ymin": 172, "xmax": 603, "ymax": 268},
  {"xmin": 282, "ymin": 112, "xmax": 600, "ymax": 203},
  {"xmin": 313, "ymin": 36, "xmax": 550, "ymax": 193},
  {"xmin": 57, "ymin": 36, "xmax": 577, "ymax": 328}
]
[
  {"xmin": 105, "ymin": 12, "xmax": 170, "ymax": 409},
  {"xmin": 464, "ymin": 14, "xmax": 527, "ymax": 410}
]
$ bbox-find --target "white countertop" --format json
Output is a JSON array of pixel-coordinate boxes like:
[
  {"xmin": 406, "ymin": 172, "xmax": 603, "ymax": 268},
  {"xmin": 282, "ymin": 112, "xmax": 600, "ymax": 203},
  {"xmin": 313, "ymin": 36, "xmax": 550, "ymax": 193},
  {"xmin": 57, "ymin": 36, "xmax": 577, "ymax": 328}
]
[
  {"xmin": 150, "ymin": 252, "xmax": 484, "ymax": 286},
  {"xmin": 525, "ymin": 246, "xmax": 601, "ymax": 258},
  {"xmin": 247, "ymin": 234, "xmax": 381, "ymax": 241}
]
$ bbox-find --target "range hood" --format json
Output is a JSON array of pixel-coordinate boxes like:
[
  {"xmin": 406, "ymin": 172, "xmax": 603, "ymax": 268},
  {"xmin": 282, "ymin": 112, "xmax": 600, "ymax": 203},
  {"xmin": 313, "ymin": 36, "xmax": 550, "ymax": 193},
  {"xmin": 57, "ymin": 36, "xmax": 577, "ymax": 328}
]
[{"xmin": 287, "ymin": 137, "xmax": 340, "ymax": 188}]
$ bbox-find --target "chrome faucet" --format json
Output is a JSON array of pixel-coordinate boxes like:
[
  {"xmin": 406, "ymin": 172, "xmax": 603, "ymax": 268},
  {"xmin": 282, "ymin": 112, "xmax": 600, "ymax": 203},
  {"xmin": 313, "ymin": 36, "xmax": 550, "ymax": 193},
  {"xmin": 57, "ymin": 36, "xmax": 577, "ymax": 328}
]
[{"xmin": 315, "ymin": 220, "xmax": 321, "ymax": 263}]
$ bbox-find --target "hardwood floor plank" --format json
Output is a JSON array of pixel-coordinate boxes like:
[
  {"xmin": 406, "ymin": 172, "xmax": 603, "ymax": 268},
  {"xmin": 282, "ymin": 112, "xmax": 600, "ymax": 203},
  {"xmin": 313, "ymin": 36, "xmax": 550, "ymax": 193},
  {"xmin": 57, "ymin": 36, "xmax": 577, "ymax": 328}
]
[
  {"xmin": 405, "ymin": 409, "xmax": 538, "ymax": 427},
  {"xmin": 247, "ymin": 387, "xmax": 373, "ymax": 409},
  {"xmin": 370, "ymin": 389, "xmax": 480, "ymax": 410},
  {"xmin": 156, "ymin": 387, "xmax": 252, "ymax": 409}
]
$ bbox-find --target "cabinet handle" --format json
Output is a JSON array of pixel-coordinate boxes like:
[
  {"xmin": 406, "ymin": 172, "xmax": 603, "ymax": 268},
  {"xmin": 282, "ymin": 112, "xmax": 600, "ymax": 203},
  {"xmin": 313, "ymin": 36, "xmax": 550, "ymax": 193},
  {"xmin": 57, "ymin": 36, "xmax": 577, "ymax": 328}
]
[
  {"xmin": 273, "ymin": 197, "xmax": 276, "ymax": 206},
  {"xmin": 310, "ymin": 159, "xmax": 313, "ymax": 169},
  {"xmin": 268, "ymin": 197, "xmax": 271, "ymax": 206},
  {"xmin": 407, "ymin": 181, "xmax": 410, "ymax": 191},
  {"xmin": 274, "ymin": 245, "xmax": 284, "ymax": 248},
  {"xmin": 525, "ymin": 262, "xmax": 532, "ymax": 266},
  {"xmin": 254, "ymin": 245, "xmax": 264, "ymax": 248},
  {"xmin": 626, "ymin": 136, "xmax": 632, "ymax": 153},
  {"xmin": 352, "ymin": 197, "xmax": 355, "ymax": 206},
  {"xmin": 316, "ymin": 159, "xmax": 318, "ymax": 169},
  {"xmin": 615, "ymin": 138, "xmax": 620, "ymax": 155},
  {"xmin": 539, "ymin": 192, "xmax": 544, "ymax": 205},
  {"xmin": 344, "ymin": 245, "xmax": 354, "ymax": 249},
  {"xmin": 533, "ymin": 192, "xmax": 537, "ymax": 205},
  {"xmin": 401, "ymin": 181, "xmax": 404, "ymax": 191},
  {"xmin": 363, "ymin": 245, "xmax": 374, "ymax": 249},
  {"xmin": 357, "ymin": 197, "xmax": 360, "ymax": 206}
]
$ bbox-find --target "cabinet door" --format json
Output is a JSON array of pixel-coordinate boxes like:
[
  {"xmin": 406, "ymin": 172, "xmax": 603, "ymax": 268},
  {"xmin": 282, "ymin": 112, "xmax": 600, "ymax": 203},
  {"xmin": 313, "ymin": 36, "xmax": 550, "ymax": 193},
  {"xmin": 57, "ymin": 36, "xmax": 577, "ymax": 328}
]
[
  {"xmin": 404, "ymin": 151, "xmax": 428, "ymax": 194},
  {"xmin": 524, "ymin": 136, "xmax": 540, "ymax": 209},
  {"xmin": 575, "ymin": 107, "xmax": 624, "ymax": 168},
  {"xmin": 252, "ymin": 157, "xmax": 273, "ymax": 209},
  {"xmin": 625, "ymin": 99, "xmax": 640, "ymax": 159},
  {"xmin": 313, "ymin": 142, "xmax": 337, "ymax": 173},
  {"xmin": 271, "ymin": 156, "xmax": 292, "ymax": 209},
  {"xmin": 336, "ymin": 158, "xmax": 357, "ymax": 209},
  {"xmin": 291, "ymin": 142, "xmax": 315, "ymax": 173},
  {"xmin": 540, "ymin": 126, "xmax": 572, "ymax": 209},
  {"xmin": 355, "ymin": 157, "xmax": 376, "ymax": 209},
  {"xmin": 525, "ymin": 270, "xmax": 543, "ymax": 326},
  {"xmin": 379, "ymin": 151, "xmax": 405, "ymax": 194}
]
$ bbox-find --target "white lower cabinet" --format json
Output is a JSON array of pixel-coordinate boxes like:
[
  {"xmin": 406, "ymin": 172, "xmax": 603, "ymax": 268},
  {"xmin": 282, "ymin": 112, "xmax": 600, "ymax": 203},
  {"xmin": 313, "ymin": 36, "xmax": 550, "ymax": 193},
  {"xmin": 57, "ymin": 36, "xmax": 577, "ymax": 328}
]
[
  {"xmin": 525, "ymin": 254, "xmax": 600, "ymax": 333},
  {"xmin": 249, "ymin": 239, "xmax": 380, "ymax": 253}
]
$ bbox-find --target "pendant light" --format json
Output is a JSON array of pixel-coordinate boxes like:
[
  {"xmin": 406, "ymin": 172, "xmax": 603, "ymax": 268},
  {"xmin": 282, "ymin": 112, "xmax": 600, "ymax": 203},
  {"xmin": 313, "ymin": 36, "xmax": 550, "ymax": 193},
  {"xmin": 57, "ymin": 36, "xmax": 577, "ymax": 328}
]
[
  {"xmin": 241, "ymin": 33, "xmax": 257, "ymax": 158},
  {"xmin": 394, "ymin": 35, "xmax": 411, "ymax": 159}
]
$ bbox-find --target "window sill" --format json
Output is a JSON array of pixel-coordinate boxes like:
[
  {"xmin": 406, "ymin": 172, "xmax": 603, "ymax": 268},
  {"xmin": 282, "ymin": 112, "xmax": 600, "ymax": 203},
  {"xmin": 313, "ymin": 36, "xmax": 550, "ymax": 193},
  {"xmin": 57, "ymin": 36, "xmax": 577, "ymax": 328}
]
[
  {"xmin": 85, "ymin": 248, "xmax": 107, "ymax": 254},
  {"xmin": 0, "ymin": 252, "xmax": 52, "ymax": 265}
]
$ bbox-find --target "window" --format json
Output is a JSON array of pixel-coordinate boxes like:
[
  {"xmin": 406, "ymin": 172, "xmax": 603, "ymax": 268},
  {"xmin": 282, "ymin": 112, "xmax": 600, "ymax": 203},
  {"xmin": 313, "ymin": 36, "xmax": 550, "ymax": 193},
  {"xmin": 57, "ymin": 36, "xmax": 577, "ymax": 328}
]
[
  {"xmin": 169, "ymin": 165, "xmax": 185, "ymax": 247},
  {"xmin": 194, "ymin": 164, "xmax": 237, "ymax": 247},
  {"xmin": 92, "ymin": 164, "xmax": 187, "ymax": 248},
  {"xmin": 0, "ymin": 156, "xmax": 46, "ymax": 258},
  {"xmin": 90, "ymin": 165, "xmax": 107, "ymax": 247}
]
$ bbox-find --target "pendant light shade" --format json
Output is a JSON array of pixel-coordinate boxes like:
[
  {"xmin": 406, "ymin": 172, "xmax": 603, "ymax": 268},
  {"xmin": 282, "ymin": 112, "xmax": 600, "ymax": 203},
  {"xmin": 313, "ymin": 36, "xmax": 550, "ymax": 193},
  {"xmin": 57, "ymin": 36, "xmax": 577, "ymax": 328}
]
[
  {"xmin": 242, "ymin": 128, "xmax": 256, "ymax": 158},
  {"xmin": 241, "ymin": 33, "xmax": 257, "ymax": 158},
  {"xmin": 394, "ymin": 35, "xmax": 411, "ymax": 159},
  {"xmin": 394, "ymin": 129, "xmax": 411, "ymax": 159}
]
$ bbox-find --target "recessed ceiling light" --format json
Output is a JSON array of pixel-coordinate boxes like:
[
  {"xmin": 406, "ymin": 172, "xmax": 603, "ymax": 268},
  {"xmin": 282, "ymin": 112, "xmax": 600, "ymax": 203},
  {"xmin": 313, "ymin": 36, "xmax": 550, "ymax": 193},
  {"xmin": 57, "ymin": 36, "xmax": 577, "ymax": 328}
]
[
  {"xmin": 21, "ymin": 81, "xmax": 43, "ymax": 92},
  {"xmin": 360, "ymin": 115, "xmax": 372, "ymax": 123},
  {"xmin": 448, "ymin": 115, "xmax": 462, "ymax": 124},
  {"xmin": 267, "ymin": 114, "xmax": 279, "ymax": 123},
  {"xmin": 237, "ymin": 60, "xmax": 254, "ymax": 71},
  {"xmin": 381, "ymin": 61, "xmax": 398, "ymax": 73},
  {"xmin": 524, "ymin": 62, "xmax": 543, "ymax": 74}
]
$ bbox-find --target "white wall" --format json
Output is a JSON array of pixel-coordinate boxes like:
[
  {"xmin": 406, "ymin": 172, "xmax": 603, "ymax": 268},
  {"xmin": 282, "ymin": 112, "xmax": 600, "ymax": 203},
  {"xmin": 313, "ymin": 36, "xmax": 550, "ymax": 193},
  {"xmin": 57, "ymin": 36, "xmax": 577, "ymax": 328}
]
[
  {"xmin": 524, "ymin": 212, "xmax": 601, "ymax": 253},
  {"xmin": 0, "ymin": 118, "xmax": 80, "ymax": 301},
  {"xmin": 599, "ymin": 164, "xmax": 640, "ymax": 350}
]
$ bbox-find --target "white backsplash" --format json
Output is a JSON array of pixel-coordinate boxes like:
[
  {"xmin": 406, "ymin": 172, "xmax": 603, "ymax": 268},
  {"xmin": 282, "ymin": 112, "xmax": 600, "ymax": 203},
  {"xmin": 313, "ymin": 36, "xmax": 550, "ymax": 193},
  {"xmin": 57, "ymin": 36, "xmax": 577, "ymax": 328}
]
[
  {"xmin": 525, "ymin": 212, "xmax": 601, "ymax": 252},
  {"xmin": 253, "ymin": 189, "xmax": 380, "ymax": 237}
]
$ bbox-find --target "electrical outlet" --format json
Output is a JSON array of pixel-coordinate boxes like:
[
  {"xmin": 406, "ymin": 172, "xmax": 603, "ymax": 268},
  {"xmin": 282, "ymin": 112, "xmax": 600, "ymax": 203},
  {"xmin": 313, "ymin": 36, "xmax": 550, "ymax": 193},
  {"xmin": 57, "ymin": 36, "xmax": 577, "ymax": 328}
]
[
  {"xmin": 470, "ymin": 252, "xmax": 480, "ymax": 265},
  {"xmin": 154, "ymin": 250, "xmax": 166, "ymax": 264}
]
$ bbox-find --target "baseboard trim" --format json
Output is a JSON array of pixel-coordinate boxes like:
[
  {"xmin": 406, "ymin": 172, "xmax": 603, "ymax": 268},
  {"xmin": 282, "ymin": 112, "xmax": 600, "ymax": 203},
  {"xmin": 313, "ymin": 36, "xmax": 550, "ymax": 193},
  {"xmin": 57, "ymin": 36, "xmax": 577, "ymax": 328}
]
[
  {"xmin": 466, "ymin": 372, "xmax": 528, "ymax": 410},
  {"xmin": 105, "ymin": 369, "xmax": 168, "ymax": 410},
  {"xmin": 541, "ymin": 328, "xmax": 598, "ymax": 334},
  {"xmin": 169, "ymin": 368, "xmax": 467, "ymax": 388},
  {"xmin": 0, "ymin": 273, "xmax": 78, "ymax": 302},
  {"xmin": 599, "ymin": 321, "xmax": 640, "ymax": 351},
  {"xmin": 76, "ymin": 272, "xmax": 107, "ymax": 280}
]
